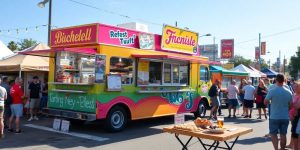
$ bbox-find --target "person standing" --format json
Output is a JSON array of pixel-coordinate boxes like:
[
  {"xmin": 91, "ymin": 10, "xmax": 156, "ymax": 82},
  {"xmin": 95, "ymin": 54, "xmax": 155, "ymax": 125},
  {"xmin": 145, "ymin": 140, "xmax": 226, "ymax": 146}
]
[
  {"xmin": 208, "ymin": 80, "xmax": 221, "ymax": 120},
  {"xmin": 28, "ymin": 76, "xmax": 41, "ymax": 121},
  {"xmin": 242, "ymin": 80, "xmax": 255, "ymax": 118},
  {"xmin": 287, "ymin": 81, "xmax": 300, "ymax": 150},
  {"xmin": 0, "ymin": 77, "xmax": 11, "ymax": 128},
  {"xmin": 239, "ymin": 79, "xmax": 247, "ymax": 116},
  {"xmin": 8, "ymin": 77, "xmax": 24, "ymax": 134},
  {"xmin": 0, "ymin": 78, "xmax": 7, "ymax": 138},
  {"xmin": 227, "ymin": 80, "xmax": 239, "ymax": 118},
  {"xmin": 40, "ymin": 79, "xmax": 48, "ymax": 110},
  {"xmin": 255, "ymin": 79, "xmax": 268, "ymax": 119},
  {"xmin": 264, "ymin": 74, "xmax": 293, "ymax": 150}
]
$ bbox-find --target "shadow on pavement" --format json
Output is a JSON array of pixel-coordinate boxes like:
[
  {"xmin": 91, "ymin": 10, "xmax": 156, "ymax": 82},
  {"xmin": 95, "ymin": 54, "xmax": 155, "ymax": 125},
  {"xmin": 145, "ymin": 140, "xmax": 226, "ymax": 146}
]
[
  {"xmin": 235, "ymin": 136, "xmax": 271, "ymax": 145},
  {"xmin": 0, "ymin": 115, "xmax": 175, "ymax": 149}
]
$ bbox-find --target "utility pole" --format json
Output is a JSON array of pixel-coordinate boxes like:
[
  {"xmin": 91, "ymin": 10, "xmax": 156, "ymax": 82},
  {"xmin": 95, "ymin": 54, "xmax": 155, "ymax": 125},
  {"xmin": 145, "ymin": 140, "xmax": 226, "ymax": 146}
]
[
  {"xmin": 213, "ymin": 36, "xmax": 216, "ymax": 61},
  {"xmin": 258, "ymin": 33, "xmax": 261, "ymax": 70}
]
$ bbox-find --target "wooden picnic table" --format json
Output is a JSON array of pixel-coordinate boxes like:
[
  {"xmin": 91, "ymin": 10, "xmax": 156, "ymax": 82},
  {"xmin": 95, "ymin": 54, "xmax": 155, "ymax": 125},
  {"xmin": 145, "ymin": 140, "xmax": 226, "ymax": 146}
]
[{"xmin": 163, "ymin": 124, "xmax": 253, "ymax": 150}]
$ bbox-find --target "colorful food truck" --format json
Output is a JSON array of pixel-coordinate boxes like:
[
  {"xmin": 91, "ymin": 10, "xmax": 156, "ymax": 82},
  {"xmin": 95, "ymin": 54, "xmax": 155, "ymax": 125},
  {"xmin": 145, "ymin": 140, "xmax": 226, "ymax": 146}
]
[{"xmin": 22, "ymin": 23, "xmax": 219, "ymax": 132}]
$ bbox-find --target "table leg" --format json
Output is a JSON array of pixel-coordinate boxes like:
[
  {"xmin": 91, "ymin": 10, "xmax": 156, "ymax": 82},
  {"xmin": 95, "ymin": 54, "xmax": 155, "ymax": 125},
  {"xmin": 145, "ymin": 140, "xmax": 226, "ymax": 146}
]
[
  {"xmin": 224, "ymin": 136, "xmax": 239, "ymax": 150},
  {"xmin": 213, "ymin": 141, "xmax": 220, "ymax": 150},
  {"xmin": 175, "ymin": 134, "xmax": 193, "ymax": 150},
  {"xmin": 197, "ymin": 138, "xmax": 208, "ymax": 150},
  {"xmin": 207, "ymin": 141, "xmax": 217, "ymax": 150}
]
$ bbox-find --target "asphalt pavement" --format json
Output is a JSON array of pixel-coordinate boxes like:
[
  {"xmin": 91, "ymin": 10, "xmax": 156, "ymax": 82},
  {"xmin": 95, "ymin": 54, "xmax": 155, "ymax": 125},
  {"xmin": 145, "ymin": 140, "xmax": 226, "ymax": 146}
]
[{"xmin": 0, "ymin": 108, "xmax": 287, "ymax": 150}]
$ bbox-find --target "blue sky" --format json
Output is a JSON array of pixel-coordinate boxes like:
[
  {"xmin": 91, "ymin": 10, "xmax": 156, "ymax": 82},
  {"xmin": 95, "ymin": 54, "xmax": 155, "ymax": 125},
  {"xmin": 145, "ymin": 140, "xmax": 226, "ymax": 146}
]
[{"xmin": 1, "ymin": 0, "xmax": 300, "ymax": 64}]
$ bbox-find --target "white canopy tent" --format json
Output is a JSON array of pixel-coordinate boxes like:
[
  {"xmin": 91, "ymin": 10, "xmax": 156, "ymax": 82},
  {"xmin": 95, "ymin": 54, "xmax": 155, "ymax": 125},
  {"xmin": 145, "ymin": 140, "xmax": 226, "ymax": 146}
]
[
  {"xmin": 231, "ymin": 64, "xmax": 261, "ymax": 78},
  {"xmin": 0, "ymin": 40, "xmax": 14, "ymax": 59}
]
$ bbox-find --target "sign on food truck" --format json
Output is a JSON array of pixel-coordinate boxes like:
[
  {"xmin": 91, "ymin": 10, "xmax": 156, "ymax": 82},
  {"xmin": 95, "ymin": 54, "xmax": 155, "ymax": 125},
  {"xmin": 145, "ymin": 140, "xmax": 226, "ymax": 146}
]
[
  {"xmin": 50, "ymin": 24, "xmax": 99, "ymax": 47},
  {"xmin": 161, "ymin": 25, "xmax": 199, "ymax": 54}
]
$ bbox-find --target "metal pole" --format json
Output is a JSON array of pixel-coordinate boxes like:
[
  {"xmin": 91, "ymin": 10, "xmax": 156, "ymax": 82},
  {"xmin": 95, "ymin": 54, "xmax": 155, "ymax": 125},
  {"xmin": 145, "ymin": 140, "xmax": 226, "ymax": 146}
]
[
  {"xmin": 213, "ymin": 37, "xmax": 216, "ymax": 61},
  {"xmin": 48, "ymin": 0, "xmax": 52, "ymax": 46},
  {"xmin": 258, "ymin": 33, "xmax": 261, "ymax": 70}
]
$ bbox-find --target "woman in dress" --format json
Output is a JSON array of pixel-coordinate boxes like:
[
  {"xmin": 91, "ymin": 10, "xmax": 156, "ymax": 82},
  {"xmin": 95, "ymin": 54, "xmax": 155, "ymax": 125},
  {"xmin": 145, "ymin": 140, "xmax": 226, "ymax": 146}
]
[{"xmin": 255, "ymin": 79, "xmax": 268, "ymax": 119}]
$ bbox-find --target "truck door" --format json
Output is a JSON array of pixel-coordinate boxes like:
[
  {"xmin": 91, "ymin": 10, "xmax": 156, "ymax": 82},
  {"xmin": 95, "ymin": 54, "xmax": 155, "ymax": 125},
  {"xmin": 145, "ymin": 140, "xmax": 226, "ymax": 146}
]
[{"xmin": 198, "ymin": 65, "xmax": 210, "ymax": 96}]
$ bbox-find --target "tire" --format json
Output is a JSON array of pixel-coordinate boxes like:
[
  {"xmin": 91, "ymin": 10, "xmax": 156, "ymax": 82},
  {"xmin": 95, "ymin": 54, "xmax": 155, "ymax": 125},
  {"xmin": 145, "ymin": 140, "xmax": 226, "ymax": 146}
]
[
  {"xmin": 105, "ymin": 106, "xmax": 128, "ymax": 132},
  {"xmin": 194, "ymin": 100, "xmax": 207, "ymax": 118}
]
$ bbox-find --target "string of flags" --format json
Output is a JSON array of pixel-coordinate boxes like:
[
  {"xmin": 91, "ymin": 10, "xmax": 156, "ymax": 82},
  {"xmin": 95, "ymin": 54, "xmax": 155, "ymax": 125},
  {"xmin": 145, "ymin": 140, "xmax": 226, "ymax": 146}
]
[{"xmin": 0, "ymin": 24, "xmax": 56, "ymax": 35}]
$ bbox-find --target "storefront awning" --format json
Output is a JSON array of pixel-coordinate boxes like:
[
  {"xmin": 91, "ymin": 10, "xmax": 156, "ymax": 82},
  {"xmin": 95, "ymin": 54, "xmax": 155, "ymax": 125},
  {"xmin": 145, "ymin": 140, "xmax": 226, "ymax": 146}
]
[
  {"xmin": 19, "ymin": 48, "xmax": 97, "ymax": 57},
  {"xmin": 131, "ymin": 54, "xmax": 221, "ymax": 65}
]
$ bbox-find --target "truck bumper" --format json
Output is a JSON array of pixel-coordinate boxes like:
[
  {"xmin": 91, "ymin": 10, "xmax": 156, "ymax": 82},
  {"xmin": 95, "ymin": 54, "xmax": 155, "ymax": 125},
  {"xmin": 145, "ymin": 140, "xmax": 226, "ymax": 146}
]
[{"xmin": 43, "ymin": 108, "xmax": 96, "ymax": 121}]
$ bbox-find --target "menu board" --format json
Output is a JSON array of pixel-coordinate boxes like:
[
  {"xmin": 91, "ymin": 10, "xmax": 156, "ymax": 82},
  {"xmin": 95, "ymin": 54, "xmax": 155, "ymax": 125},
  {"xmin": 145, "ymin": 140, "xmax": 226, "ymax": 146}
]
[
  {"xmin": 107, "ymin": 74, "xmax": 122, "ymax": 91},
  {"xmin": 139, "ymin": 33, "xmax": 155, "ymax": 49},
  {"xmin": 95, "ymin": 55, "xmax": 106, "ymax": 83},
  {"xmin": 137, "ymin": 60, "xmax": 149, "ymax": 85}
]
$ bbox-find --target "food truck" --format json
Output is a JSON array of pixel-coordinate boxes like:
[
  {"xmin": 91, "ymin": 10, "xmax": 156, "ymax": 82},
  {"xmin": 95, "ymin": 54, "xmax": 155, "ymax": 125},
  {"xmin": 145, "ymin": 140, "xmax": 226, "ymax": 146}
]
[{"xmin": 22, "ymin": 23, "xmax": 219, "ymax": 132}]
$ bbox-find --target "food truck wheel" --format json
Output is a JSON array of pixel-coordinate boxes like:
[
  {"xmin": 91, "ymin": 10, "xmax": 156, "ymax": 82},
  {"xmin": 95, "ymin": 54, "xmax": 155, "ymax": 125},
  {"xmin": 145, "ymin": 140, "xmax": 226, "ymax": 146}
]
[
  {"xmin": 105, "ymin": 106, "xmax": 128, "ymax": 132},
  {"xmin": 194, "ymin": 100, "xmax": 207, "ymax": 118}
]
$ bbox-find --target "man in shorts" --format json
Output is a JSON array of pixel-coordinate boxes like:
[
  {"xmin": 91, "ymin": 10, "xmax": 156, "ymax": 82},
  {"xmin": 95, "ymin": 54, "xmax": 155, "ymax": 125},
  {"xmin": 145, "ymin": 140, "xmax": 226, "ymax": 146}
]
[
  {"xmin": 28, "ymin": 76, "xmax": 41, "ymax": 121},
  {"xmin": 0, "ymin": 78, "xmax": 7, "ymax": 138},
  {"xmin": 265, "ymin": 74, "xmax": 293, "ymax": 150},
  {"xmin": 9, "ymin": 77, "xmax": 24, "ymax": 134},
  {"xmin": 209, "ymin": 80, "xmax": 221, "ymax": 120},
  {"xmin": 226, "ymin": 80, "xmax": 239, "ymax": 118},
  {"xmin": 242, "ymin": 80, "xmax": 255, "ymax": 118}
]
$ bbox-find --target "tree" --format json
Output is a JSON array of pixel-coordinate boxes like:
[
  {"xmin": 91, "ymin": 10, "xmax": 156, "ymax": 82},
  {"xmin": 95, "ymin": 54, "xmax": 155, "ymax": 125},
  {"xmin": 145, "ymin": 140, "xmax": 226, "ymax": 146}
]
[
  {"xmin": 288, "ymin": 47, "xmax": 300, "ymax": 79},
  {"xmin": 18, "ymin": 38, "xmax": 37, "ymax": 50},
  {"xmin": 7, "ymin": 41, "xmax": 19, "ymax": 51},
  {"xmin": 228, "ymin": 55, "xmax": 252, "ymax": 67},
  {"xmin": 260, "ymin": 58, "xmax": 269, "ymax": 70}
]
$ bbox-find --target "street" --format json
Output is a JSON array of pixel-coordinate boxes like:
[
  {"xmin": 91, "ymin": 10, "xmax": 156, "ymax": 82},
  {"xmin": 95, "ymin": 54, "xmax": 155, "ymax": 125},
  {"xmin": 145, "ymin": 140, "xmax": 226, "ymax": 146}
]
[{"xmin": 1, "ymin": 109, "xmax": 279, "ymax": 150}]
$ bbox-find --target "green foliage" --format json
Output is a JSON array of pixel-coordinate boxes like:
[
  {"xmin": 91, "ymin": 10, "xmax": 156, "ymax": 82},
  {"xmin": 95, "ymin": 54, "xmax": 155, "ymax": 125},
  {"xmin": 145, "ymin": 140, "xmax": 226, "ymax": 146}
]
[
  {"xmin": 288, "ymin": 47, "xmax": 300, "ymax": 79},
  {"xmin": 228, "ymin": 55, "xmax": 252, "ymax": 67},
  {"xmin": 18, "ymin": 38, "xmax": 37, "ymax": 50},
  {"xmin": 7, "ymin": 41, "xmax": 19, "ymax": 51}
]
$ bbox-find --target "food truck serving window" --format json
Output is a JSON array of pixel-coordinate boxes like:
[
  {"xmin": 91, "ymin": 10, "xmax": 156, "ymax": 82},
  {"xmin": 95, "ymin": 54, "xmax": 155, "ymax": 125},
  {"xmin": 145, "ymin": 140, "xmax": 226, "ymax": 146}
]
[
  {"xmin": 200, "ymin": 66, "xmax": 209, "ymax": 82},
  {"xmin": 137, "ymin": 59, "xmax": 189, "ymax": 86},
  {"xmin": 55, "ymin": 51, "xmax": 95, "ymax": 84},
  {"xmin": 109, "ymin": 57, "xmax": 133, "ymax": 85}
]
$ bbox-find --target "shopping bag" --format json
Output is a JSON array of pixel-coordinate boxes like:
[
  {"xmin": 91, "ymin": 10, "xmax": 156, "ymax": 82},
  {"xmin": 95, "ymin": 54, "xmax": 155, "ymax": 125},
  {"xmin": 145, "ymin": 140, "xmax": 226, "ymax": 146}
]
[{"xmin": 255, "ymin": 95, "xmax": 263, "ymax": 103}]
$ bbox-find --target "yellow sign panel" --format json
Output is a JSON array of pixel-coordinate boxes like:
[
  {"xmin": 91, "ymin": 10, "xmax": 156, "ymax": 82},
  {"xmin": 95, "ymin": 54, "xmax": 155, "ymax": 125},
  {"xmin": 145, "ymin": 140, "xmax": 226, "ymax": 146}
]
[
  {"xmin": 222, "ymin": 63, "xmax": 234, "ymax": 70},
  {"xmin": 138, "ymin": 60, "xmax": 149, "ymax": 72},
  {"xmin": 161, "ymin": 25, "xmax": 198, "ymax": 54}
]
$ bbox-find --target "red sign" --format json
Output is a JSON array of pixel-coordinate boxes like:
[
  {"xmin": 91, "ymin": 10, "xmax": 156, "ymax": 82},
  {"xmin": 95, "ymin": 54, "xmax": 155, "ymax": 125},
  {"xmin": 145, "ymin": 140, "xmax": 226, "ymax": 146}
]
[
  {"xmin": 255, "ymin": 47, "xmax": 260, "ymax": 59},
  {"xmin": 221, "ymin": 39, "xmax": 234, "ymax": 59},
  {"xmin": 261, "ymin": 42, "xmax": 266, "ymax": 55},
  {"xmin": 50, "ymin": 24, "xmax": 99, "ymax": 47}
]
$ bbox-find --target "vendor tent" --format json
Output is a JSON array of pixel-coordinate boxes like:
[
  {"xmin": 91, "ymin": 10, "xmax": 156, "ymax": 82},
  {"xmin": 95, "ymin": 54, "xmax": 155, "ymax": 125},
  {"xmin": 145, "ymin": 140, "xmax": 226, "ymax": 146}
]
[
  {"xmin": 210, "ymin": 65, "xmax": 249, "ymax": 76},
  {"xmin": 0, "ymin": 43, "xmax": 50, "ymax": 75},
  {"xmin": 231, "ymin": 64, "xmax": 261, "ymax": 77},
  {"xmin": 247, "ymin": 66, "xmax": 267, "ymax": 78},
  {"xmin": 261, "ymin": 68, "xmax": 278, "ymax": 78},
  {"xmin": 0, "ymin": 40, "xmax": 14, "ymax": 59}
]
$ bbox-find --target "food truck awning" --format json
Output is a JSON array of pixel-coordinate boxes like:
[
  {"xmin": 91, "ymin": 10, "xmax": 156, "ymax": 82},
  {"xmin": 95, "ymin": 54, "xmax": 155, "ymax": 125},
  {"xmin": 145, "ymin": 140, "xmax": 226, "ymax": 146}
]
[
  {"xmin": 131, "ymin": 54, "xmax": 221, "ymax": 65},
  {"xmin": 210, "ymin": 65, "xmax": 249, "ymax": 76},
  {"xmin": 19, "ymin": 48, "xmax": 97, "ymax": 57}
]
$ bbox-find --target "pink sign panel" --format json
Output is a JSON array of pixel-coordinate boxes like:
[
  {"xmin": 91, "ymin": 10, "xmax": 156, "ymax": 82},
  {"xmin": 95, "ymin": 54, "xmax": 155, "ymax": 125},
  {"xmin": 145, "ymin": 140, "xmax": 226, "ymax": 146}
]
[
  {"xmin": 98, "ymin": 24, "xmax": 140, "ymax": 48},
  {"xmin": 50, "ymin": 24, "xmax": 99, "ymax": 48}
]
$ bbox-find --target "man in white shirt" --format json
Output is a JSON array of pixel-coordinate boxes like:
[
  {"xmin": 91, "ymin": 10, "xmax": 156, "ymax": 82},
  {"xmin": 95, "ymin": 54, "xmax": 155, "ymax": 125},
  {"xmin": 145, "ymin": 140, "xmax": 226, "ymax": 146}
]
[
  {"xmin": 0, "ymin": 78, "xmax": 7, "ymax": 138},
  {"xmin": 226, "ymin": 80, "xmax": 239, "ymax": 118},
  {"xmin": 242, "ymin": 80, "xmax": 256, "ymax": 118}
]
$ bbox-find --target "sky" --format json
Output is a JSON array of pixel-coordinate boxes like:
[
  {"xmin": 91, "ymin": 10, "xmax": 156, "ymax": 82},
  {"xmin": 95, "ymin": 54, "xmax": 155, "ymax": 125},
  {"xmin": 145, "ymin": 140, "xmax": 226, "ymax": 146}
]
[{"xmin": 1, "ymin": 0, "xmax": 300, "ymax": 65}]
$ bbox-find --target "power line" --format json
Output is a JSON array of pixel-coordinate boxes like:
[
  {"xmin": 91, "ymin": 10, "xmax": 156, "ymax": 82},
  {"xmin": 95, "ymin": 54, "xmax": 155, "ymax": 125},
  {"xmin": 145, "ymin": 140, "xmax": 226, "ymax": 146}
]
[
  {"xmin": 67, "ymin": 0, "xmax": 162, "ymax": 27},
  {"xmin": 237, "ymin": 26, "xmax": 300, "ymax": 45}
]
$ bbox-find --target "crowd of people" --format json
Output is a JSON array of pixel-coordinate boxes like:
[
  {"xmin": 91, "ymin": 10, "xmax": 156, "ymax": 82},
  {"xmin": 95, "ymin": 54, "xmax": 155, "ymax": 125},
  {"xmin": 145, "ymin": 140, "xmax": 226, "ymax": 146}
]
[
  {"xmin": 208, "ymin": 74, "xmax": 300, "ymax": 150},
  {"xmin": 0, "ymin": 76, "xmax": 48, "ymax": 138}
]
